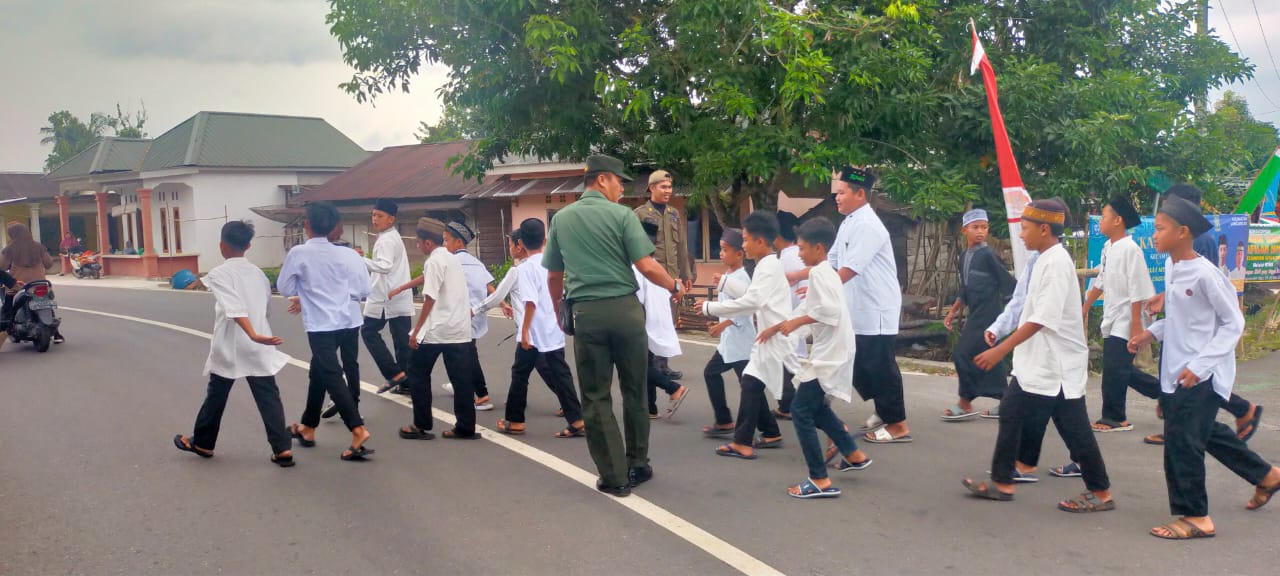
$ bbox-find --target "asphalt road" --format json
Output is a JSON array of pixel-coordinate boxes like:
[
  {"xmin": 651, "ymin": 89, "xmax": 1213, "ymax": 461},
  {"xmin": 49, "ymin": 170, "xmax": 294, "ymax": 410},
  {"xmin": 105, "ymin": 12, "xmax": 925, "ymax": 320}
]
[{"xmin": 2, "ymin": 285, "xmax": 1278, "ymax": 575}]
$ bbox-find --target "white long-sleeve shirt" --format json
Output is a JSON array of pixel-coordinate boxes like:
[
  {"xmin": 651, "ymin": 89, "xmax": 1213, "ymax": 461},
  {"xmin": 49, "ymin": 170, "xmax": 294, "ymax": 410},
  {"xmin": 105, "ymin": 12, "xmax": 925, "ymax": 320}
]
[
  {"xmin": 1094, "ymin": 236, "xmax": 1155, "ymax": 339},
  {"xmin": 363, "ymin": 227, "xmax": 414, "ymax": 319},
  {"xmin": 278, "ymin": 238, "xmax": 371, "ymax": 333},
  {"xmin": 455, "ymin": 249, "xmax": 494, "ymax": 339},
  {"xmin": 715, "ymin": 267, "xmax": 755, "ymax": 363},
  {"xmin": 636, "ymin": 267, "xmax": 681, "ymax": 358},
  {"xmin": 1148, "ymin": 256, "xmax": 1243, "ymax": 400},
  {"xmin": 790, "ymin": 264, "xmax": 855, "ymax": 402},
  {"xmin": 987, "ymin": 250, "xmax": 1041, "ymax": 340},
  {"xmin": 703, "ymin": 254, "xmax": 794, "ymax": 399},
  {"xmin": 830, "ymin": 204, "xmax": 901, "ymax": 335}
]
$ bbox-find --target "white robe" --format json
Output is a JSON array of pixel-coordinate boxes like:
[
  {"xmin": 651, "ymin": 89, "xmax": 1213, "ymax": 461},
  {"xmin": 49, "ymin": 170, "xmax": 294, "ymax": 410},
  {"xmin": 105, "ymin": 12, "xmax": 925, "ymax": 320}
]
[
  {"xmin": 790, "ymin": 265, "xmax": 855, "ymax": 402},
  {"xmin": 703, "ymin": 254, "xmax": 794, "ymax": 399},
  {"xmin": 635, "ymin": 267, "xmax": 682, "ymax": 358}
]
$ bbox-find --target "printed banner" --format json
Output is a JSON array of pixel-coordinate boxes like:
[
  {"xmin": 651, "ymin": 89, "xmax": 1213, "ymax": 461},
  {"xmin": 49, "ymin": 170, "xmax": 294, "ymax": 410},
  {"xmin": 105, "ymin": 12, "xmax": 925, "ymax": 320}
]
[
  {"xmin": 1087, "ymin": 214, "xmax": 1251, "ymax": 300},
  {"xmin": 1246, "ymin": 224, "xmax": 1280, "ymax": 283}
]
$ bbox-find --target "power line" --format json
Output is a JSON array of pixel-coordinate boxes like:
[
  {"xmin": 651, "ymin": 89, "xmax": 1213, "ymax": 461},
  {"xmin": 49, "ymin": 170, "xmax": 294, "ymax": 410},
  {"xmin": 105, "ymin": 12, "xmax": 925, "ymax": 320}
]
[
  {"xmin": 1249, "ymin": 0, "xmax": 1280, "ymax": 87},
  {"xmin": 1216, "ymin": 0, "xmax": 1280, "ymax": 110}
]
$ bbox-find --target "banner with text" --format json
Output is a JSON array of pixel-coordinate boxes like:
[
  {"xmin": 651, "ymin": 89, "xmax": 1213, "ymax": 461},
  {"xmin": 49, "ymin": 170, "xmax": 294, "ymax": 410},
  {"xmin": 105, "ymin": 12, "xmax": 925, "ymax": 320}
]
[
  {"xmin": 1247, "ymin": 224, "xmax": 1280, "ymax": 283},
  {"xmin": 1087, "ymin": 214, "xmax": 1252, "ymax": 298}
]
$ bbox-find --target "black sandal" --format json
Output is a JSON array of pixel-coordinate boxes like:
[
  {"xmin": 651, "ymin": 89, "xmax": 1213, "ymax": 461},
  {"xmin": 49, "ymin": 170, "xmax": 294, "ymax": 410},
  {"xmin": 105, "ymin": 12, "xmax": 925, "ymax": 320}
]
[
  {"xmin": 173, "ymin": 435, "xmax": 213, "ymax": 458},
  {"xmin": 341, "ymin": 445, "xmax": 374, "ymax": 461},
  {"xmin": 271, "ymin": 453, "xmax": 295, "ymax": 468},
  {"xmin": 442, "ymin": 429, "xmax": 481, "ymax": 440},
  {"xmin": 289, "ymin": 424, "xmax": 315, "ymax": 448},
  {"xmin": 399, "ymin": 426, "xmax": 435, "ymax": 440},
  {"xmin": 554, "ymin": 424, "xmax": 585, "ymax": 438},
  {"xmin": 962, "ymin": 478, "xmax": 1013, "ymax": 501}
]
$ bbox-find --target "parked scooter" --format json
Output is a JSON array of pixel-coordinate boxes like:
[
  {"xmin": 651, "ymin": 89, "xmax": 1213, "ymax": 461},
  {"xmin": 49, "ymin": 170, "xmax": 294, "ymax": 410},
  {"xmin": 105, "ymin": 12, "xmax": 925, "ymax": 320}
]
[
  {"xmin": 6, "ymin": 280, "xmax": 61, "ymax": 353},
  {"xmin": 68, "ymin": 248, "xmax": 102, "ymax": 279}
]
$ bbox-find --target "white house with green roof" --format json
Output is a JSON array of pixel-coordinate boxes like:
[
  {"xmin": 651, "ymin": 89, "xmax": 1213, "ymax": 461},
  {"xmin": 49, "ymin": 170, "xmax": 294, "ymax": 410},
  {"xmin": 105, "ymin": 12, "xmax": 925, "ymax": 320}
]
[{"xmin": 45, "ymin": 111, "xmax": 368, "ymax": 276}]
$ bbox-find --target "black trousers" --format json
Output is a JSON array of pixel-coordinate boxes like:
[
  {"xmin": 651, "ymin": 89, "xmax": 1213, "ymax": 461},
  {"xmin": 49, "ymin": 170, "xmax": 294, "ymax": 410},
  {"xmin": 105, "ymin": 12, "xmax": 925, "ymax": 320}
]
[
  {"xmin": 465, "ymin": 339, "xmax": 489, "ymax": 398},
  {"xmin": 1162, "ymin": 379, "xmax": 1273, "ymax": 517},
  {"xmin": 646, "ymin": 352, "xmax": 682, "ymax": 414},
  {"xmin": 300, "ymin": 329, "xmax": 364, "ymax": 430},
  {"xmin": 407, "ymin": 341, "xmax": 476, "ymax": 436},
  {"xmin": 361, "ymin": 313, "xmax": 411, "ymax": 384},
  {"xmin": 192, "ymin": 373, "xmax": 290, "ymax": 454},
  {"xmin": 778, "ymin": 369, "xmax": 797, "ymax": 414},
  {"xmin": 954, "ymin": 328, "xmax": 1007, "ymax": 401},
  {"xmin": 1099, "ymin": 336, "xmax": 1162, "ymax": 423},
  {"xmin": 853, "ymin": 334, "xmax": 907, "ymax": 424},
  {"xmin": 990, "ymin": 381, "xmax": 1110, "ymax": 492},
  {"xmin": 704, "ymin": 351, "xmax": 746, "ymax": 426},
  {"xmin": 733, "ymin": 374, "xmax": 781, "ymax": 446},
  {"xmin": 505, "ymin": 346, "xmax": 582, "ymax": 425}
]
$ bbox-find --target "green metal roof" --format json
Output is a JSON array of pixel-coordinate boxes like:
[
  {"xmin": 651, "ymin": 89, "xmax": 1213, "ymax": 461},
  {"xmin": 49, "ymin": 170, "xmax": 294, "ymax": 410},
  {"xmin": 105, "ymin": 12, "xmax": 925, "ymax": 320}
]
[
  {"xmin": 140, "ymin": 111, "xmax": 368, "ymax": 172},
  {"xmin": 45, "ymin": 137, "xmax": 151, "ymax": 181}
]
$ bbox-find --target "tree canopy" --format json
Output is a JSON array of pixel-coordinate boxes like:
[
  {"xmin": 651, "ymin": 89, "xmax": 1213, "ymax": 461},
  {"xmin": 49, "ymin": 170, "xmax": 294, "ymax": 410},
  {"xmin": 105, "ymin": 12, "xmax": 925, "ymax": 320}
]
[
  {"xmin": 40, "ymin": 103, "xmax": 148, "ymax": 172},
  {"xmin": 328, "ymin": 0, "xmax": 1270, "ymax": 224}
]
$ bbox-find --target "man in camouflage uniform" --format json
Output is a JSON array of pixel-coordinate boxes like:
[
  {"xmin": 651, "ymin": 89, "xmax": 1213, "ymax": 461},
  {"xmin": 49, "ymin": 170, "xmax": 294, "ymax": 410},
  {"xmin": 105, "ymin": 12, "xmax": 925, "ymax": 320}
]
[{"xmin": 634, "ymin": 170, "xmax": 694, "ymax": 380}]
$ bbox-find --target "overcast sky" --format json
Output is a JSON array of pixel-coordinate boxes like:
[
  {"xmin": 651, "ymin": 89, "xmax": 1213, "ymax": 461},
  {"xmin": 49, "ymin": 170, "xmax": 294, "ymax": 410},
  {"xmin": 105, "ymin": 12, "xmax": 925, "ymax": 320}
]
[{"xmin": 0, "ymin": 0, "xmax": 1276, "ymax": 173}]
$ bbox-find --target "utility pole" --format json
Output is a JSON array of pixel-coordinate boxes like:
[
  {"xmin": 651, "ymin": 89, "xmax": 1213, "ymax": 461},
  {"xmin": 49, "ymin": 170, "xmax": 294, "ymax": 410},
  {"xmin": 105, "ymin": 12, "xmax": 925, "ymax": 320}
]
[{"xmin": 1194, "ymin": 0, "xmax": 1210, "ymax": 118}]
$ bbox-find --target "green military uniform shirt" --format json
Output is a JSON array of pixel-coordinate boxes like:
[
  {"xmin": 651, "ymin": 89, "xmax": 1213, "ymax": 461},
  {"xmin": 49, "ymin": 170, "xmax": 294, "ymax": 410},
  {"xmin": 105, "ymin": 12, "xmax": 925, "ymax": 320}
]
[
  {"xmin": 543, "ymin": 190, "xmax": 655, "ymax": 302},
  {"xmin": 633, "ymin": 200, "xmax": 692, "ymax": 282}
]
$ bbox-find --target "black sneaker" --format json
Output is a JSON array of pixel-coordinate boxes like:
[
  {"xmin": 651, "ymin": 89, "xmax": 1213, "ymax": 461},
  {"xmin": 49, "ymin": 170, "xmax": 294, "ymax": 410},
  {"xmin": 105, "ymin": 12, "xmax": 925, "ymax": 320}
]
[
  {"xmin": 628, "ymin": 465, "xmax": 653, "ymax": 488},
  {"xmin": 321, "ymin": 401, "xmax": 339, "ymax": 419},
  {"xmin": 596, "ymin": 478, "xmax": 631, "ymax": 498}
]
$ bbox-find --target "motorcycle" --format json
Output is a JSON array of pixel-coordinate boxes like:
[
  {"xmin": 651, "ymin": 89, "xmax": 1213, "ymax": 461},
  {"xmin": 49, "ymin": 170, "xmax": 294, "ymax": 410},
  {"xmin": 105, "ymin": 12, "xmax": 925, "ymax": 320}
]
[
  {"xmin": 69, "ymin": 249, "xmax": 102, "ymax": 279},
  {"xmin": 6, "ymin": 280, "xmax": 61, "ymax": 353}
]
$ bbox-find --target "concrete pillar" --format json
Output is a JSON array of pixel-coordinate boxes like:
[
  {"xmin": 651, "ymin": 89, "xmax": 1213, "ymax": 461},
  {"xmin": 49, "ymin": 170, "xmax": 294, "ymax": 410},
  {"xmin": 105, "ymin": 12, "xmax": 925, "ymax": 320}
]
[
  {"xmin": 94, "ymin": 191, "xmax": 110, "ymax": 253},
  {"xmin": 52, "ymin": 197, "xmax": 68, "ymax": 273},
  {"xmin": 138, "ymin": 188, "xmax": 159, "ymax": 278},
  {"xmin": 31, "ymin": 202, "xmax": 44, "ymax": 243}
]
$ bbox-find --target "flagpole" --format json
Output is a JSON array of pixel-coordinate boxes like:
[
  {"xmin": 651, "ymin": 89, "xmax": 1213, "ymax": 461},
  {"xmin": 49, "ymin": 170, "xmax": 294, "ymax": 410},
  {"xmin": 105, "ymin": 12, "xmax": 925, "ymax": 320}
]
[{"xmin": 970, "ymin": 18, "xmax": 1033, "ymax": 276}]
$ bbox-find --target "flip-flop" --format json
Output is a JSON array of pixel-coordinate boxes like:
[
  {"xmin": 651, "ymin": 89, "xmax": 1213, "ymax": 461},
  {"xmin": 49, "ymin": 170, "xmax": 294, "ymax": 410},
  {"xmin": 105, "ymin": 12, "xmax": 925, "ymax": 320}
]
[
  {"xmin": 702, "ymin": 424, "xmax": 735, "ymax": 438},
  {"xmin": 289, "ymin": 424, "xmax": 315, "ymax": 448},
  {"xmin": 664, "ymin": 387, "xmax": 689, "ymax": 419},
  {"xmin": 554, "ymin": 425, "xmax": 585, "ymax": 439},
  {"xmin": 788, "ymin": 478, "xmax": 841, "ymax": 499},
  {"xmin": 864, "ymin": 428, "xmax": 912, "ymax": 444},
  {"xmin": 340, "ymin": 445, "xmax": 373, "ymax": 461},
  {"xmin": 980, "ymin": 407, "xmax": 1000, "ymax": 419},
  {"xmin": 1050, "ymin": 462, "xmax": 1082, "ymax": 478},
  {"xmin": 859, "ymin": 414, "xmax": 884, "ymax": 432},
  {"xmin": 1246, "ymin": 482, "xmax": 1280, "ymax": 511},
  {"xmin": 1238, "ymin": 406, "xmax": 1263, "ymax": 442},
  {"xmin": 173, "ymin": 435, "xmax": 213, "ymax": 458},
  {"xmin": 1057, "ymin": 492, "xmax": 1116, "ymax": 513},
  {"xmin": 753, "ymin": 436, "xmax": 784, "ymax": 449},
  {"xmin": 399, "ymin": 426, "xmax": 435, "ymax": 440},
  {"xmin": 442, "ymin": 429, "xmax": 481, "ymax": 440},
  {"xmin": 1091, "ymin": 419, "xmax": 1134, "ymax": 432},
  {"xmin": 495, "ymin": 419, "xmax": 526, "ymax": 436},
  {"xmin": 941, "ymin": 405, "xmax": 979, "ymax": 421},
  {"xmin": 962, "ymin": 478, "xmax": 1013, "ymax": 501},
  {"xmin": 1150, "ymin": 519, "xmax": 1215, "ymax": 540},
  {"xmin": 714, "ymin": 444, "xmax": 757, "ymax": 460},
  {"xmin": 835, "ymin": 457, "xmax": 872, "ymax": 472},
  {"xmin": 1144, "ymin": 434, "xmax": 1165, "ymax": 445},
  {"xmin": 270, "ymin": 453, "xmax": 295, "ymax": 468}
]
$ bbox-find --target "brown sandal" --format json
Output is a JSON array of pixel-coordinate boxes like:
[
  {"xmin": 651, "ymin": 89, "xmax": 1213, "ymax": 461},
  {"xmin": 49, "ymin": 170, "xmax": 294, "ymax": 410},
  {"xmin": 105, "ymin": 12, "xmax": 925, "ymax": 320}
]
[
  {"xmin": 495, "ymin": 419, "xmax": 525, "ymax": 435},
  {"xmin": 1246, "ymin": 483, "xmax": 1280, "ymax": 511},
  {"xmin": 1057, "ymin": 492, "xmax": 1116, "ymax": 513},
  {"xmin": 1150, "ymin": 518, "xmax": 1215, "ymax": 540}
]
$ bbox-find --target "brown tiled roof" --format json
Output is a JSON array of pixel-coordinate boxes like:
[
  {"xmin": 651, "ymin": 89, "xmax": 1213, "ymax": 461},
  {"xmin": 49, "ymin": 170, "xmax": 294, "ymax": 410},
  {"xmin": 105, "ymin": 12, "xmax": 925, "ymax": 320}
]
[
  {"xmin": 300, "ymin": 141, "xmax": 484, "ymax": 203},
  {"xmin": 0, "ymin": 172, "xmax": 59, "ymax": 202},
  {"xmin": 464, "ymin": 175, "xmax": 584, "ymax": 199}
]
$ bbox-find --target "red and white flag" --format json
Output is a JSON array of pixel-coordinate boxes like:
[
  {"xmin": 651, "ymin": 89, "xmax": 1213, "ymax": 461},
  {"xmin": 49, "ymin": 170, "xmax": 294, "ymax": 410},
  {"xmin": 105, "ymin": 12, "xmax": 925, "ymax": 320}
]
[{"xmin": 971, "ymin": 19, "xmax": 1032, "ymax": 275}]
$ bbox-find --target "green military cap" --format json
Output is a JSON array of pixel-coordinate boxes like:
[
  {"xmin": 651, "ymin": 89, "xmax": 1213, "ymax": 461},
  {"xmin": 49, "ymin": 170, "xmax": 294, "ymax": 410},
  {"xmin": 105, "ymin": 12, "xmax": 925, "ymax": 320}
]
[{"xmin": 585, "ymin": 155, "xmax": 634, "ymax": 182}]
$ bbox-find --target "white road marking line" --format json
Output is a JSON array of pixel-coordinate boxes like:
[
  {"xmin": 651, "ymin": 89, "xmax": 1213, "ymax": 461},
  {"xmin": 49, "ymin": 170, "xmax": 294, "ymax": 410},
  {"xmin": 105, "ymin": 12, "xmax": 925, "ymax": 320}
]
[{"xmin": 60, "ymin": 305, "xmax": 785, "ymax": 576}]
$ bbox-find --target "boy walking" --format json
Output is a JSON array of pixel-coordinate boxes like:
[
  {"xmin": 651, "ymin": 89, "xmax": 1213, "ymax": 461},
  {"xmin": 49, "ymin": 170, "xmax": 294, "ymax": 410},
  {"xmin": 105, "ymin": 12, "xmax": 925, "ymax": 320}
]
[
  {"xmin": 697, "ymin": 211, "xmax": 790, "ymax": 460},
  {"xmin": 487, "ymin": 219, "xmax": 585, "ymax": 438},
  {"xmin": 1128, "ymin": 195, "xmax": 1280, "ymax": 540},
  {"xmin": 399, "ymin": 218, "xmax": 480, "ymax": 440},
  {"xmin": 772, "ymin": 212, "xmax": 806, "ymax": 421},
  {"xmin": 636, "ymin": 220, "xmax": 690, "ymax": 420},
  {"xmin": 964, "ymin": 199, "xmax": 1114, "ymax": 512},
  {"xmin": 173, "ymin": 221, "xmax": 293, "ymax": 467},
  {"xmin": 278, "ymin": 202, "xmax": 373, "ymax": 461},
  {"xmin": 362, "ymin": 198, "xmax": 414, "ymax": 395},
  {"xmin": 1084, "ymin": 194, "xmax": 1159, "ymax": 432},
  {"xmin": 942, "ymin": 209, "xmax": 1014, "ymax": 421},
  {"xmin": 701, "ymin": 229, "xmax": 754, "ymax": 438},
  {"xmin": 758, "ymin": 218, "xmax": 871, "ymax": 498}
]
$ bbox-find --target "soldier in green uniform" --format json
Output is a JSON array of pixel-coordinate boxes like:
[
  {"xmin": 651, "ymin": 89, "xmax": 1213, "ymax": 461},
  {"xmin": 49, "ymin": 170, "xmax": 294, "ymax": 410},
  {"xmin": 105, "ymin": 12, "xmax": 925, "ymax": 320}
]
[
  {"xmin": 633, "ymin": 170, "xmax": 694, "ymax": 380},
  {"xmin": 544, "ymin": 155, "xmax": 682, "ymax": 497}
]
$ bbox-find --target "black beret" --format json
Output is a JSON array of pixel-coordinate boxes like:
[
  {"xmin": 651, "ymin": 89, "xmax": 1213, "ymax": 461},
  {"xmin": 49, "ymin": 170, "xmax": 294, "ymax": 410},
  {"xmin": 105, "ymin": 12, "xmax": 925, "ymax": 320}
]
[
  {"xmin": 1165, "ymin": 184, "xmax": 1203, "ymax": 206},
  {"xmin": 1106, "ymin": 194, "xmax": 1141, "ymax": 230},
  {"xmin": 373, "ymin": 198, "xmax": 399, "ymax": 217},
  {"xmin": 1158, "ymin": 195, "xmax": 1212, "ymax": 237},
  {"xmin": 837, "ymin": 165, "xmax": 877, "ymax": 190}
]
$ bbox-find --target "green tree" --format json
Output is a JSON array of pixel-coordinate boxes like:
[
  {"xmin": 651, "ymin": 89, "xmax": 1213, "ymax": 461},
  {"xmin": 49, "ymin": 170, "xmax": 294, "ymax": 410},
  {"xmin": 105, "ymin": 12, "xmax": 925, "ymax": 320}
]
[{"xmin": 40, "ymin": 102, "xmax": 149, "ymax": 172}]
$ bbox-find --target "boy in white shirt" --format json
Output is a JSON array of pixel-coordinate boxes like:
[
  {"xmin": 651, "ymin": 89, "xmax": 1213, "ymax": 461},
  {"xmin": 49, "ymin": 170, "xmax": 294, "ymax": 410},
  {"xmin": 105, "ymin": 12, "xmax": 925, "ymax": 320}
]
[
  {"xmin": 772, "ymin": 212, "xmax": 806, "ymax": 421},
  {"xmin": 696, "ymin": 211, "xmax": 791, "ymax": 459},
  {"xmin": 964, "ymin": 199, "xmax": 1114, "ymax": 512},
  {"xmin": 398, "ymin": 217, "xmax": 480, "ymax": 440},
  {"xmin": 701, "ymin": 229, "xmax": 753, "ymax": 438},
  {"xmin": 1083, "ymin": 194, "xmax": 1158, "ymax": 432},
  {"xmin": 637, "ymin": 220, "xmax": 690, "ymax": 420},
  {"xmin": 362, "ymin": 198, "xmax": 414, "ymax": 395},
  {"xmin": 1128, "ymin": 195, "xmax": 1280, "ymax": 540},
  {"xmin": 486, "ymin": 219, "xmax": 585, "ymax": 438},
  {"xmin": 445, "ymin": 221, "xmax": 494, "ymax": 410},
  {"xmin": 758, "ymin": 218, "xmax": 871, "ymax": 499},
  {"xmin": 173, "ymin": 221, "xmax": 293, "ymax": 467}
]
